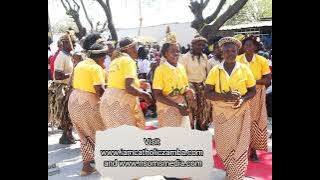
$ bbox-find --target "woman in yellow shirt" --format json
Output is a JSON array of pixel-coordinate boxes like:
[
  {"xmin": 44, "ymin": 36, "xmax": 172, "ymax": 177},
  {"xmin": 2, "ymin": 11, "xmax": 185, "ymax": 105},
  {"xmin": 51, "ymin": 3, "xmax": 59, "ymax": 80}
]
[
  {"xmin": 100, "ymin": 37, "xmax": 152, "ymax": 129},
  {"xmin": 68, "ymin": 35, "xmax": 108, "ymax": 176},
  {"xmin": 205, "ymin": 37, "xmax": 256, "ymax": 180},
  {"xmin": 237, "ymin": 36, "xmax": 272, "ymax": 161},
  {"xmin": 153, "ymin": 29, "xmax": 194, "ymax": 128}
]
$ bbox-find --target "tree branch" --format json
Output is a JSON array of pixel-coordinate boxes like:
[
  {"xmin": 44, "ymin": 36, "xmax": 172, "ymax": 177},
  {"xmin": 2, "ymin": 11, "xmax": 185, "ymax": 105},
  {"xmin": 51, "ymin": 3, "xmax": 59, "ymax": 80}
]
[
  {"xmin": 60, "ymin": 0, "xmax": 86, "ymax": 39},
  {"xmin": 102, "ymin": 21, "xmax": 107, "ymax": 30},
  {"xmin": 94, "ymin": 20, "xmax": 108, "ymax": 32},
  {"xmin": 213, "ymin": 0, "xmax": 249, "ymax": 28},
  {"xmin": 96, "ymin": 0, "xmax": 118, "ymax": 41},
  {"xmin": 201, "ymin": 0, "xmax": 249, "ymax": 38},
  {"xmin": 79, "ymin": 0, "xmax": 93, "ymax": 32},
  {"xmin": 60, "ymin": 0, "xmax": 68, "ymax": 11},
  {"xmin": 201, "ymin": 0, "xmax": 210, "ymax": 10},
  {"xmin": 97, "ymin": 0, "xmax": 112, "ymax": 21},
  {"xmin": 65, "ymin": 0, "xmax": 72, "ymax": 10},
  {"xmin": 204, "ymin": 0, "xmax": 226, "ymax": 24},
  {"xmin": 72, "ymin": 0, "xmax": 80, "ymax": 12},
  {"xmin": 99, "ymin": 29, "xmax": 107, "ymax": 33},
  {"xmin": 189, "ymin": 0, "xmax": 206, "ymax": 31},
  {"xmin": 96, "ymin": 21, "xmax": 100, "ymax": 32},
  {"xmin": 189, "ymin": 0, "xmax": 203, "ymax": 14}
]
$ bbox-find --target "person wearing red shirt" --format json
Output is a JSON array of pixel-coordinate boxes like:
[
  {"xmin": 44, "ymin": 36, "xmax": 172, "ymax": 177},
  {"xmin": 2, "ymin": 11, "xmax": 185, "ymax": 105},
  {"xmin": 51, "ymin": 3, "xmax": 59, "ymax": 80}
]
[{"xmin": 49, "ymin": 40, "xmax": 63, "ymax": 79}]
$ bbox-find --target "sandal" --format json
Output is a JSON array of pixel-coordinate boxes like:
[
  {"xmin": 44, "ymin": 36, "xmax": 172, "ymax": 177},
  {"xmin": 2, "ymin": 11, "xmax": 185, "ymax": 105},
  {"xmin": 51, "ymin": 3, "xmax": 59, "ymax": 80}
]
[{"xmin": 80, "ymin": 167, "xmax": 96, "ymax": 176}]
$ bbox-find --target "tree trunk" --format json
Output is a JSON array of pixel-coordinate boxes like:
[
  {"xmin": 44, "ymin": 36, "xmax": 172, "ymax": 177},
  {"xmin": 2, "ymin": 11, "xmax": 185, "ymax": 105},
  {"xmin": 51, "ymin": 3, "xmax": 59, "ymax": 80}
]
[
  {"xmin": 204, "ymin": 0, "xmax": 226, "ymax": 24},
  {"xmin": 189, "ymin": 0, "xmax": 249, "ymax": 40},
  {"xmin": 201, "ymin": 0, "xmax": 249, "ymax": 39},
  {"xmin": 189, "ymin": 0, "xmax": 207, "ymax": 31},
  {"xmin": 60, "ymin": 0, "xmax": 87, "ymax": 40},
  {"xmin": 96, "ymin": 0, "xmax": 118, "ymax": 41},
  {"xmin": 73, "ymin": 16, "xmax": 87, "ymax": 39}
]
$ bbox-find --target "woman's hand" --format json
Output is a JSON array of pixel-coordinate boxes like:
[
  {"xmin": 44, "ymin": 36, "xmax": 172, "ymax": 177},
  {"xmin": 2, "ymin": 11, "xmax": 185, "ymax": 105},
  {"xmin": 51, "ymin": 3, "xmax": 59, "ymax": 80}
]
[
  {"xmin": 223, "ymin": 91, "xmax": 241, "ymax": 102},
  {"xmin": 176, "ymin": 103, "xmax": 189, "ymax": 116},
  {"xmin": 139, "ymin": 79, "xmax": 150, "ymax": 90},
  {"xmin": 185, "ymin": 88, "xmax": 195, "ymax": 101},
  {"xmin": 232, "ymin": 98, "xmax": 244, "ymax": 109}
]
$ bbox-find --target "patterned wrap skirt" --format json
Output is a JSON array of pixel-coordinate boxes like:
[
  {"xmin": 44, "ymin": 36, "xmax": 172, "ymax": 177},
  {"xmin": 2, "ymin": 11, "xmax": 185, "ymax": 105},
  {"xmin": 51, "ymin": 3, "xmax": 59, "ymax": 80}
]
[
  {"xmin": 248, "ymin": 85, "xmax": 268, "ymax": 151},
  {"xmin": 187, "ymin": 82, "xmax": 212, "ymax": 129},
  {"xmin": 48, "ymin": 81, "xmax": 73, "ymax": 130},
  {"xmin": 68, "ymin": 89, "xmax": 107, "ymax": 162},
  {"xmin": 99, "ymin": 88, "xmax": 146, "ymax": 129},
  {"xmin": 212, "ymin": 100, "xmax": 251, "ymax": 180},
  {"xmin": 156, "ymin": 95, "xmax": 191, "ymax": 129}
]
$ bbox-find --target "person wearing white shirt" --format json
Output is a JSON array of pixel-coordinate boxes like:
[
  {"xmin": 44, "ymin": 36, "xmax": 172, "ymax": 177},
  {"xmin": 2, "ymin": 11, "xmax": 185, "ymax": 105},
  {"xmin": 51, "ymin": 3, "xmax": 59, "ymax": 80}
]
[
  {"xmin": 103, "ymin": 41, "xmax": 115, "ymax": 80},
  {"xmin": 208, "ymin": 36, "xmax": 223, "ymax": 69},
  {"xmin": 137, "ymin": 47, "xmax": 150, "ymax": 79},
  {"xmin": 103, "ymin": 55, "xmax": 112, "ymax": 71}
]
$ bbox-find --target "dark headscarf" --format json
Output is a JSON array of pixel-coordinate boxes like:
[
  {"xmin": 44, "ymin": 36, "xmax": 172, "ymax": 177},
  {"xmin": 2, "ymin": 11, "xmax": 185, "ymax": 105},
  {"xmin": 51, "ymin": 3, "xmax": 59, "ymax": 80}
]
[{"xmin": 242, "ymin": 35, "xmax": 260, "ymax": 48}]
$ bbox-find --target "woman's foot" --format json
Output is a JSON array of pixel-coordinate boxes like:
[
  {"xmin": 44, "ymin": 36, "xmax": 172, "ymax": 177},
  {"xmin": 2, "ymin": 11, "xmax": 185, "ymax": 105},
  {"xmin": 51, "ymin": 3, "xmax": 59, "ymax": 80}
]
[
  {"xmin": 59, "ymin": 135, "xmax": 76, "ymax": 144},
  {"xmin": 200, "ymin": 121, "xmax": 208, "ymax": 131},
  {"xmin": 80, "ymin": 168, "xmax": 96, "ymax": 176},
  {"xmin": 80, "ymin": 163, "xmax": 96, "ymax": 176},
  {"xmin": 249, "ymin": 149, "xmax": 259, "ymax": 162},
  {"xmin": 59, "ymin": 131, "xmax": 76, "ymax": 144},
  {"xmin": 163, "ymin": 177, "xmax": 191, "ymax": 180}
]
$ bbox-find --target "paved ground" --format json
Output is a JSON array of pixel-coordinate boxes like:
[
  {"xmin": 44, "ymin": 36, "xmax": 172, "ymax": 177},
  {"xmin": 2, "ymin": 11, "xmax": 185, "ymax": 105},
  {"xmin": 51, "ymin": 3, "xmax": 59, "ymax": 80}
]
[{"xmin": 48, "ymin": 117, "xmax": 272, "ymax": 180}]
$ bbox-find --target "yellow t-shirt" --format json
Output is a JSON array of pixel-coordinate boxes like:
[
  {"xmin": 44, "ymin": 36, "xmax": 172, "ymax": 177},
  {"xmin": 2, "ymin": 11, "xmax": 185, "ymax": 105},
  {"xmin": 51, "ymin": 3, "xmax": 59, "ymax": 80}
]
[
  {"xmin": 107, "ymin": 54, "xmax": 140, "ymax": 89},
  {"xmin": 153, "ymin": 61, "xmax": 188, "ymax": 96},
  {"xmin": 72, "ymin": 58, "xmax": 106, "ymax": 94},
  {"xmin": 205, "ymin": 62, "xmax": 256, "ymax": 96},
  {"xmin": 236, "ymin": 54, "xmax": 271, "ymax": 80}
]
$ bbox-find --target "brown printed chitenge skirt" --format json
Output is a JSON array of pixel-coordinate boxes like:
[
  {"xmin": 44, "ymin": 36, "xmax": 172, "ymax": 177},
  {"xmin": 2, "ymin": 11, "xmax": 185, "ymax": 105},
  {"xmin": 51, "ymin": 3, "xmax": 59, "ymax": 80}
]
[
  {"xmin": 68, "ymin": 89, "xmax": 107, "ymax": 162},
  {"xmin": 187, "ymin": 82, "xmax": 212, "ymax": 129},
  {"xmin": 248, "ymin": 85, "xmax": 268, "ymax": 151},
  {"xmin": 48, "ymin": 81, "xmax": 73, "ymax": 130},
  {"xmin": 157, "ymin": 95, "xmax": 191, "ymax": 128},
  {"xmin": 212, "ymin": 100, "xmax": 251, "ymax": 180},
  {"xmin": 99, "ymin": 88, "xmax": 145, "ymax": 129}
]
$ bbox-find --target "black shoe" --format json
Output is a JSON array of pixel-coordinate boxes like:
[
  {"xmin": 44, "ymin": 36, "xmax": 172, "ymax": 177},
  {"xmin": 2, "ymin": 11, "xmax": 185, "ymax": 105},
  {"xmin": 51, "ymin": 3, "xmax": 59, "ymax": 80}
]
[
  {"xmin": 151, "ymin": 112, "xmax": 157, "ymax": 118},
  {"xmin": 59, "ymin": 135, "xmax": 76, "ymax": 144},
  {"xmin": 163, "ymin": 177, "xmax": 180, "ymax": 180},
  {"xmin": 90, "ymin": 160, "xmax": 95, "ymax": 164},
  {"xmin": 249, "ymin": 151, "xmax": 259, "ymax": 162}
]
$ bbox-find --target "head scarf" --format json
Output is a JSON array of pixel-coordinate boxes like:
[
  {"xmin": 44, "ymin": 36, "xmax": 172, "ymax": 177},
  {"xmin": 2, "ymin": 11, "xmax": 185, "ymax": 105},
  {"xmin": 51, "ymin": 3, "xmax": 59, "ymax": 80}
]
[{"xmin": 218, "ymin": 37, "xmax": 242, "ymax": 49}]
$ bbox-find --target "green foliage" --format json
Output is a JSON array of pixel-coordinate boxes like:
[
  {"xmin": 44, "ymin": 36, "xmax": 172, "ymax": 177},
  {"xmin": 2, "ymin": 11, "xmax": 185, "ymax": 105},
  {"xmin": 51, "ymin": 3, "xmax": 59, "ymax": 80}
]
[{"xmin": 225, "ymin": 0, "xmax": 271, "ymax": 25}]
